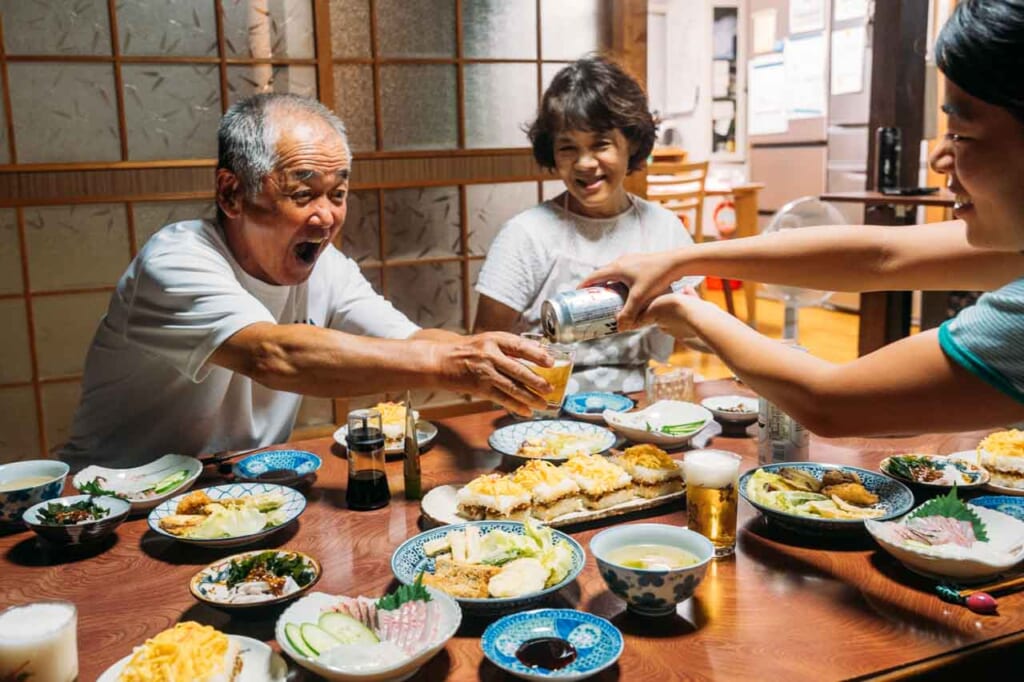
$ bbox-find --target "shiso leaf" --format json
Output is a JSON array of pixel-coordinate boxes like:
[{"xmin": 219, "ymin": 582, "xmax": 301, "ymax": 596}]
[
  {"xmin": 377, "ymin": 572, "xmax": 431, "ymax": 611},
  {"xmin": 907, "ymin": 486, "xmax": 988, "ymax": 542}
]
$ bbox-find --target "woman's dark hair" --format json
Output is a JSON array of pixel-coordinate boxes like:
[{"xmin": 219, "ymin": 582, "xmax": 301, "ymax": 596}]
[
  {"xmin": 935, "ymin": 0, "xmax": 1024, "ymax": 123},
  {"xmin": 527, "ymin": 54, "xmax": 657, "ymax": 173}
]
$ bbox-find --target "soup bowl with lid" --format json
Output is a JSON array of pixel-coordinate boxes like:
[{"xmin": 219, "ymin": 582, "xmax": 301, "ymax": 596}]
[
  {"xmin": 589, "ymin": 523, "xmax": 714, "ymax": 617},
  {"xmin": 0, "ymin": 460, "xmax": 69, "ymax": 527}
]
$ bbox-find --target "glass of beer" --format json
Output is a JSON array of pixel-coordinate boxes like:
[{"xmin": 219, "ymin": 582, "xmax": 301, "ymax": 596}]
[
  {"xmin": 520, "ymin": 332, "xmax": 575, "ymax": 418},
  {"xmin": 683, "ymin": 449, "xmax": 742, "ymax": 557}
]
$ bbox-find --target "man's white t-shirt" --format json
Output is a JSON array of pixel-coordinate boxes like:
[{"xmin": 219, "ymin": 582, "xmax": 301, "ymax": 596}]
[{"xmin": 60, "ymin": 220, "xmax": 419, "ymax": 470}]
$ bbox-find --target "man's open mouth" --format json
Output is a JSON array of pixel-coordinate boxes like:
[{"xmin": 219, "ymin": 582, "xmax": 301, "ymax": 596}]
[{"xmin": 294, "ymin": 238, "xmax": 326, "ymax": 264}]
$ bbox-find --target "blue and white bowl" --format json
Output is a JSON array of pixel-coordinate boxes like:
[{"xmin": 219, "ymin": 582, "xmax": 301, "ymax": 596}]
[
  {"xmin": 968, "ymin": 495, "xmax": 1024, "ymax": 523},
  {"xmin": 488, "ymin": 420, "xmax": 616, "ymax": 464},
  {"xmin": 232, "ymin": 450, "xmax": 321, "ymax": 486},
  {"xmin": 0, "ymin": 460, "xmax": 69, "ymax": 527},
  {"xmin": 148, "ymin": 482, "xmax": 306, "ymax": 548},
  {"xmin": 391, "ymin": 521, "xmax": 585, "ymax": 618},
  {"xmin": 482, "ymin": 609, "xmax": 623, "ymax": 680},
  {"xmin": 23, "ymin": 494, "xmax": 130, "ymax": 545},
  {"xmin": 590, "ymin": 523, "xmax": 714, "ymax": 617},
  {"xmin": 740, "ymin": 462, "xmax": 915, "ymax": 536},
  {"xmin": 562, "ymin": 392, "xmax": 635, "ymax": 424}
]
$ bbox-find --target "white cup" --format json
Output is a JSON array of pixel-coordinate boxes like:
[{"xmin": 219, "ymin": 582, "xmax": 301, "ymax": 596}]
[{"xmin": 0, "ymin": 601, "xmax": 78, "ymax": 682}]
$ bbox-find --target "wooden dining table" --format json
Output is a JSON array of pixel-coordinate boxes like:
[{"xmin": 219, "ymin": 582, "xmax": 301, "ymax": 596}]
[{"xmin": 4, "ymin": 379, "xmax": 1022, "ymax": 681}]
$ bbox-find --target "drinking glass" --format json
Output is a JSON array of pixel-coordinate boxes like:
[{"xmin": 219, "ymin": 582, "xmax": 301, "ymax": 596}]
[
  {"xmin": 683, "ymin": 449, "xmax": 742, "ymax": 557},
  {"xmin": 646, "ymin": 362, "xmax": 695, "ymax": 403},
  {"xmin": 0, "ymin": 601, "xmax": 78, "ymax": 682},
  {"xmin": 520, "ymin": 332, "xmax": 575, "ymax": 419}
]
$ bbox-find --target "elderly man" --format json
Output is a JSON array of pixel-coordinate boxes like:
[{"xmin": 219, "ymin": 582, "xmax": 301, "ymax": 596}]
[{"xmin": 60, "ymin": 93, "xmax": 550, "ymax": 469}]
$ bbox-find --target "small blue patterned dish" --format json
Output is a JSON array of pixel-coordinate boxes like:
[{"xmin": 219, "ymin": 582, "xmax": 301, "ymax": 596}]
[
  {"xmin": 232, "ymin": 450, "xmax": 321, "ymax": 487},
  {"xmin": 481, "ymin": 609, "xmax": 623, "ymax": 680},
  {"xmin": 968, "ymin": 496, "xmax": 1024, "ymax": 523},
  {"xmin": 740, "ymin": 462, "xmax": 915, "ymax": 536},
  {"xmin": 562, "ymin": 392, "xmax": 635, "ymax": 424},
  {"xmin": 488, "ymin": 420, "xmax": 616, "ymax": 464},
  {"xmin": 391, "ymin": 521, "xmax": 585, "ymax": 618}
]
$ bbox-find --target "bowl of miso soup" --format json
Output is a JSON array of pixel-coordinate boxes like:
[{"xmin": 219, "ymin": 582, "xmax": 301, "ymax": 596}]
[
  {"xmin": 0, "ymin": 460, "xmax": 69, "ymax": 527},
  {"xmin": 590, "ymin": 523, "xmax": 713, "ymax": 617}
]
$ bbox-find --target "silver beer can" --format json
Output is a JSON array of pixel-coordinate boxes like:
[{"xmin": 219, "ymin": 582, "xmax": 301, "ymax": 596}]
[
  {"xmin": 757, "ymin": 397, "xmax": 809, "ymax": 465},
  {"xmin": 541, "ymin": 283, "xmax": 628, "ymax": 343}
]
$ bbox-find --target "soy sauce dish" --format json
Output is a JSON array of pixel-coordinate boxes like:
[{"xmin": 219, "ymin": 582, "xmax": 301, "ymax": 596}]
[{"xmin": 481, "ymin": 608, "xmax": 623, "ymax": 681}]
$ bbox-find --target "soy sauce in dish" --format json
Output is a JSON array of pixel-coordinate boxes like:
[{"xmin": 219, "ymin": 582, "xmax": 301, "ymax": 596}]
[{"xmin": 515, "ymin": 637, "xmax": 577, "ymax": 670}]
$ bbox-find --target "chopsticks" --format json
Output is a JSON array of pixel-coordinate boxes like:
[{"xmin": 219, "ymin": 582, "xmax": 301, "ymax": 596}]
[{"xmin": 937, "ymin": 574, "xmax": 1024, "ymax": 613}]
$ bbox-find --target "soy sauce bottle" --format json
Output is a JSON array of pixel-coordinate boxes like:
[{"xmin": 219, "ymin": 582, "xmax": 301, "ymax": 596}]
[{"xmin": 345, "ymin": 409, "xmax": 391, "ymax": 510}]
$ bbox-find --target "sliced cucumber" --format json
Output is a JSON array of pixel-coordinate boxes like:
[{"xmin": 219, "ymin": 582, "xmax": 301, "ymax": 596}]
[
  {"xmin": 152, "ymin": 469, "xmax": 189, "ymax": 494},
  {"xmin": 318, "ymin": 611, "xmax": 379, "ymax": 644},
  {"xmin": 300, "ymin": 622, "xmax": 341, "ymax": 655},
  {"xmin": 285, "ymin": 623, "xmax": 316, "ymax": 658}
]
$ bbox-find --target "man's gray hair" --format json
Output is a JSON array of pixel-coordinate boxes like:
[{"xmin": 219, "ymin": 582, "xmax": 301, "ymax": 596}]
[{"xmin": 217, "ymin": 93, "xmax": 350, "ymax": 197}]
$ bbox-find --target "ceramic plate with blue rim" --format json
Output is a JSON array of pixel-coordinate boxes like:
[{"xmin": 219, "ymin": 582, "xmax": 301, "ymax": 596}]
[
  {"xmin": 232, "ymin": 450, "xmax": 321, "ymax": 485},
  {"xmin": 147, "ymin": 482, "xmax": 306, "ymax": 548},
  {"xmin": 739, "ymin": 462, "xmax": 914, "ymax": 536},
  {"xmin": 481, "ymin": 609, "xmax": 623, "ymax": 681},
  {"xmin": 561, "ymin": 392, "xmax": 635, "ymax": 424},
  {"xmin": 391, "ymin": 520, "xmax": 585, "ymax": 618},
  {"xmin": 968, "ymin": 496, "xmax": 1024, "ymax": 523},
  {"xmin": 488, "ymin": 419, "xmax": 616, "ymax": 463}
]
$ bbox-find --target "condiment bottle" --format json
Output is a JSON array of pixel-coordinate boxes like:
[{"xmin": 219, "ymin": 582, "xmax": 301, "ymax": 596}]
[
  {"xmin": 345, "ymin": 408, "xmax": 390, "ymax": 510},
  {"xmin": 403, "ymin": 391, "xmax": 422, "ymax": 500}
]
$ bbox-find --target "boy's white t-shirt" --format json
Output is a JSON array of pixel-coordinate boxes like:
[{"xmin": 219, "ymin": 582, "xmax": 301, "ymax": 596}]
[{"xmin": 61, "ymin": 220, "xmax": 418, "ymax": 470}]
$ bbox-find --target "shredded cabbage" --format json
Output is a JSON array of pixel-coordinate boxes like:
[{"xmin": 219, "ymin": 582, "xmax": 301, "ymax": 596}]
[{"xmin": 476, "ymin": 519, "xmax": 573, "ymax": 585}]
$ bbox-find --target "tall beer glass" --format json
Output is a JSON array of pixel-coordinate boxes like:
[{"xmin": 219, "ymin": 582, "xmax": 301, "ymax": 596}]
[
  {"xmin": 683, "ymin": 449, "xmax": 741, "ymax": 557},
  {"xmin": 520, "ymin": 332, "xmax": 575, "ymax": 418}
]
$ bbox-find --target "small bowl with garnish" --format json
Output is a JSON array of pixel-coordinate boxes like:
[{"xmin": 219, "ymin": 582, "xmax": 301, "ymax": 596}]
[
  {"xmin": 73, "ymin": 454, "xmax": 202, "ymax": 513},
  {"xmin": 22, "ymin": 494, "xmax": 130, "ymax": 545},
  {"xmin": 602, "ymin": 400, "xmax": 714, "ymax": 448},
  {"xmin": 190, "ymin": 549, "xmax": 322, "ymax": 610},
  {"xmin": 880, "ymin": 454, "xmax": 990, "ymax": 492},
  {"xmin": 481, "ymin": 608, "xmax": 623, "ymax": 681},
  {"xmin": 700, "ymin": 395, "xmax": 759, "ymax": 427}
]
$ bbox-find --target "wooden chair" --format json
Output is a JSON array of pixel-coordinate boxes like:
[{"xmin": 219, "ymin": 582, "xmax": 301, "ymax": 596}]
[{"xmin": 645, "ymin": 159, "xmax": 736, "ymax": 318}]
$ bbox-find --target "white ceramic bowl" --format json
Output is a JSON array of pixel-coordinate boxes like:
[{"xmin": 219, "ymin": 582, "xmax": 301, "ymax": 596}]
[
  {"xmin": 602, "ymin": 400, "xmax": 713, "ymax": 448},
  {"xmin": 0, "ymin": 460, "xmax": 69, "ymax": 526},
  {"xmin": 275, "ymin": 589, "xmax": 461, "ymax": 681},
  {"xmin": 72, "ymin": 454, "xmax": 202, "ymax": 513},
  {"xmin": 590, "ymin": 523, "xmax": 714, "ymax": 617},
  {"xmin": 866, "ymin": 504, "xmax": 1024, "ymax": 583},
  {"xmin": 700, "ymin": 395, "xmax": 759, "ymax": 426},
  {"xmin": 23, "ymin": 494, "xmax": 130, "ymax": 545}
]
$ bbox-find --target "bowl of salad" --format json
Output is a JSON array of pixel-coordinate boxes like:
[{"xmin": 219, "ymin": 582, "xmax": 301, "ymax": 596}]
[
  {"xmin": 73, "ymin": 454, "xmax": 202, "ymax": 513},
  {"xmin": 190, "ymin": 549, "xmax": 321, "ymax": 610},
  {"xmin": 22, "ymin": 494, "xmax": 131, "ymax": 545}
]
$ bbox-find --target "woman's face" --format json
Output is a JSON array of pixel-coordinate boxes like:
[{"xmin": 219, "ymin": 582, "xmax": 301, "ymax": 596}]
[
  {"xmin": 929, "ymin": 79, "xmax": 1024, "ymax": 249},
  {"xmin": 553, "ymin": 128, "xmax": 633, "ymax": 218}
]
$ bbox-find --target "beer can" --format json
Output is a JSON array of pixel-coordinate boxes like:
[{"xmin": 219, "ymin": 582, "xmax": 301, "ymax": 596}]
[{"xmin": 541, "ymin": 283, "xmax": 628, "ymax": 343}]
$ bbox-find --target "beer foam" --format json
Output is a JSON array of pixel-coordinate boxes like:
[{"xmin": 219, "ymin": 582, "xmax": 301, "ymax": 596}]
[
  {"xmin": 0, "ymin": 602, "xmax": 74, "ymax": 640},
  {"xmin": 684, "ymin": 449, "xmax": 740, "ymax": 488}
]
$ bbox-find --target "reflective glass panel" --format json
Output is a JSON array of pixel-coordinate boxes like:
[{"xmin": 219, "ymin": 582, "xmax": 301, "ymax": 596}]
[
  {"xmin": 386, "ymin": 262, "xmax": 463, "ymax": 331},
  {"xmin": 540, "ymin": 0, "xmax": 609, "ymax": 60},
  {"xmin": 383, "ymin": 186, "xmax": 460, "ymax": 260},
  {"xmin": 462, "ymin": 0, "xmax": 536, "ymax": 59},
  {"xmin": 221, "ymin": 0, "xmax": 315, "ymax": 59},
  {"xmin": 333, "ymin": 65, "xmax": 377, "ymax": 152},
  {"xmin": 227, "ymin": 65, "xmax": 317, "ymax": 106},
  {"xmin": 25, "ymin": 204, "xmax": 130, "ymax": 291},
  {"xmin": 329, "ymin": 0, "xmax": 371, "ymax": 58},
  {"xmin": 466, "ymin": 182, "xmax": 538, "ymax": 255},
  {"xmin": 380, "ymin": 65, "xmax": 456, "ymax": 150},
  {"xmin": 464, "ymin": 63, "xmax": 537, "ymax": 148},
  {"xmin": 340, "ymin": 190, "xmax": 380, "ymax": 264},
  {"xmin": 0, "ymin": 0, "xmax": 111, "ymax": 55},
  {"xmin": 118, "ymin": 0, "xmax": 218, "ymax": 56},
  {"xmin": 377, "ymin": 0, "xmax": 454, "ymax": 57},
  {"xmin": 122, "ymin": 64, "xmax": 220, "ymax": 160},
  {"xmin": 132, "ymin": 200, "xmax": 217, "ymax": 249},
  {"xmin": 0, "ymin": 210, "xmax": 20, "ymax": 294},
  {"xmin": 8, "ymin": 62, "xmax": 120, "ymax": 163},
  {"xmin": 33, "ymin": 292, "xmax": 110, "ymax": 378},
  {"xmin": 0, "ymin": 387, "xmax": 40, "ymax": 461}
]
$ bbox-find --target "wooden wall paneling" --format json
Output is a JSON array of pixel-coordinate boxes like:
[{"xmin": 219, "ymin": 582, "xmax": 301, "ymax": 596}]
[
  {"xmin": 313, "ymin": 0, "xmax": 335, "ymax": 107},
  {"xmin": 859, "ymin": 0, "xmax": 929, "ymax": 356},
  {"xmin": 612, "ymin": 0, "xmax": 648, "ymax": 198},
  {"xmin": 106, "ymin": 0, "xmax": 130, "ymax": 160},
  {"xmin": 0, "ymin": 15, "xmax": 14, "ymax": 163}
]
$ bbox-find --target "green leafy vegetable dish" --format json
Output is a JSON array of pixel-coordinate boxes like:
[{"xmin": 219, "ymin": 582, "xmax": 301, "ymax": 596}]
[
  {"xmin": 37, "ymin": 499, "xmax": 108, "ymax": 525},
  {"xmin": 192, "ymin": 549, "xmax": 320, "ymax": 606},
  {"xmin": 881, "ymin": 454, "xmax": 988, "ymax": 488}
]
